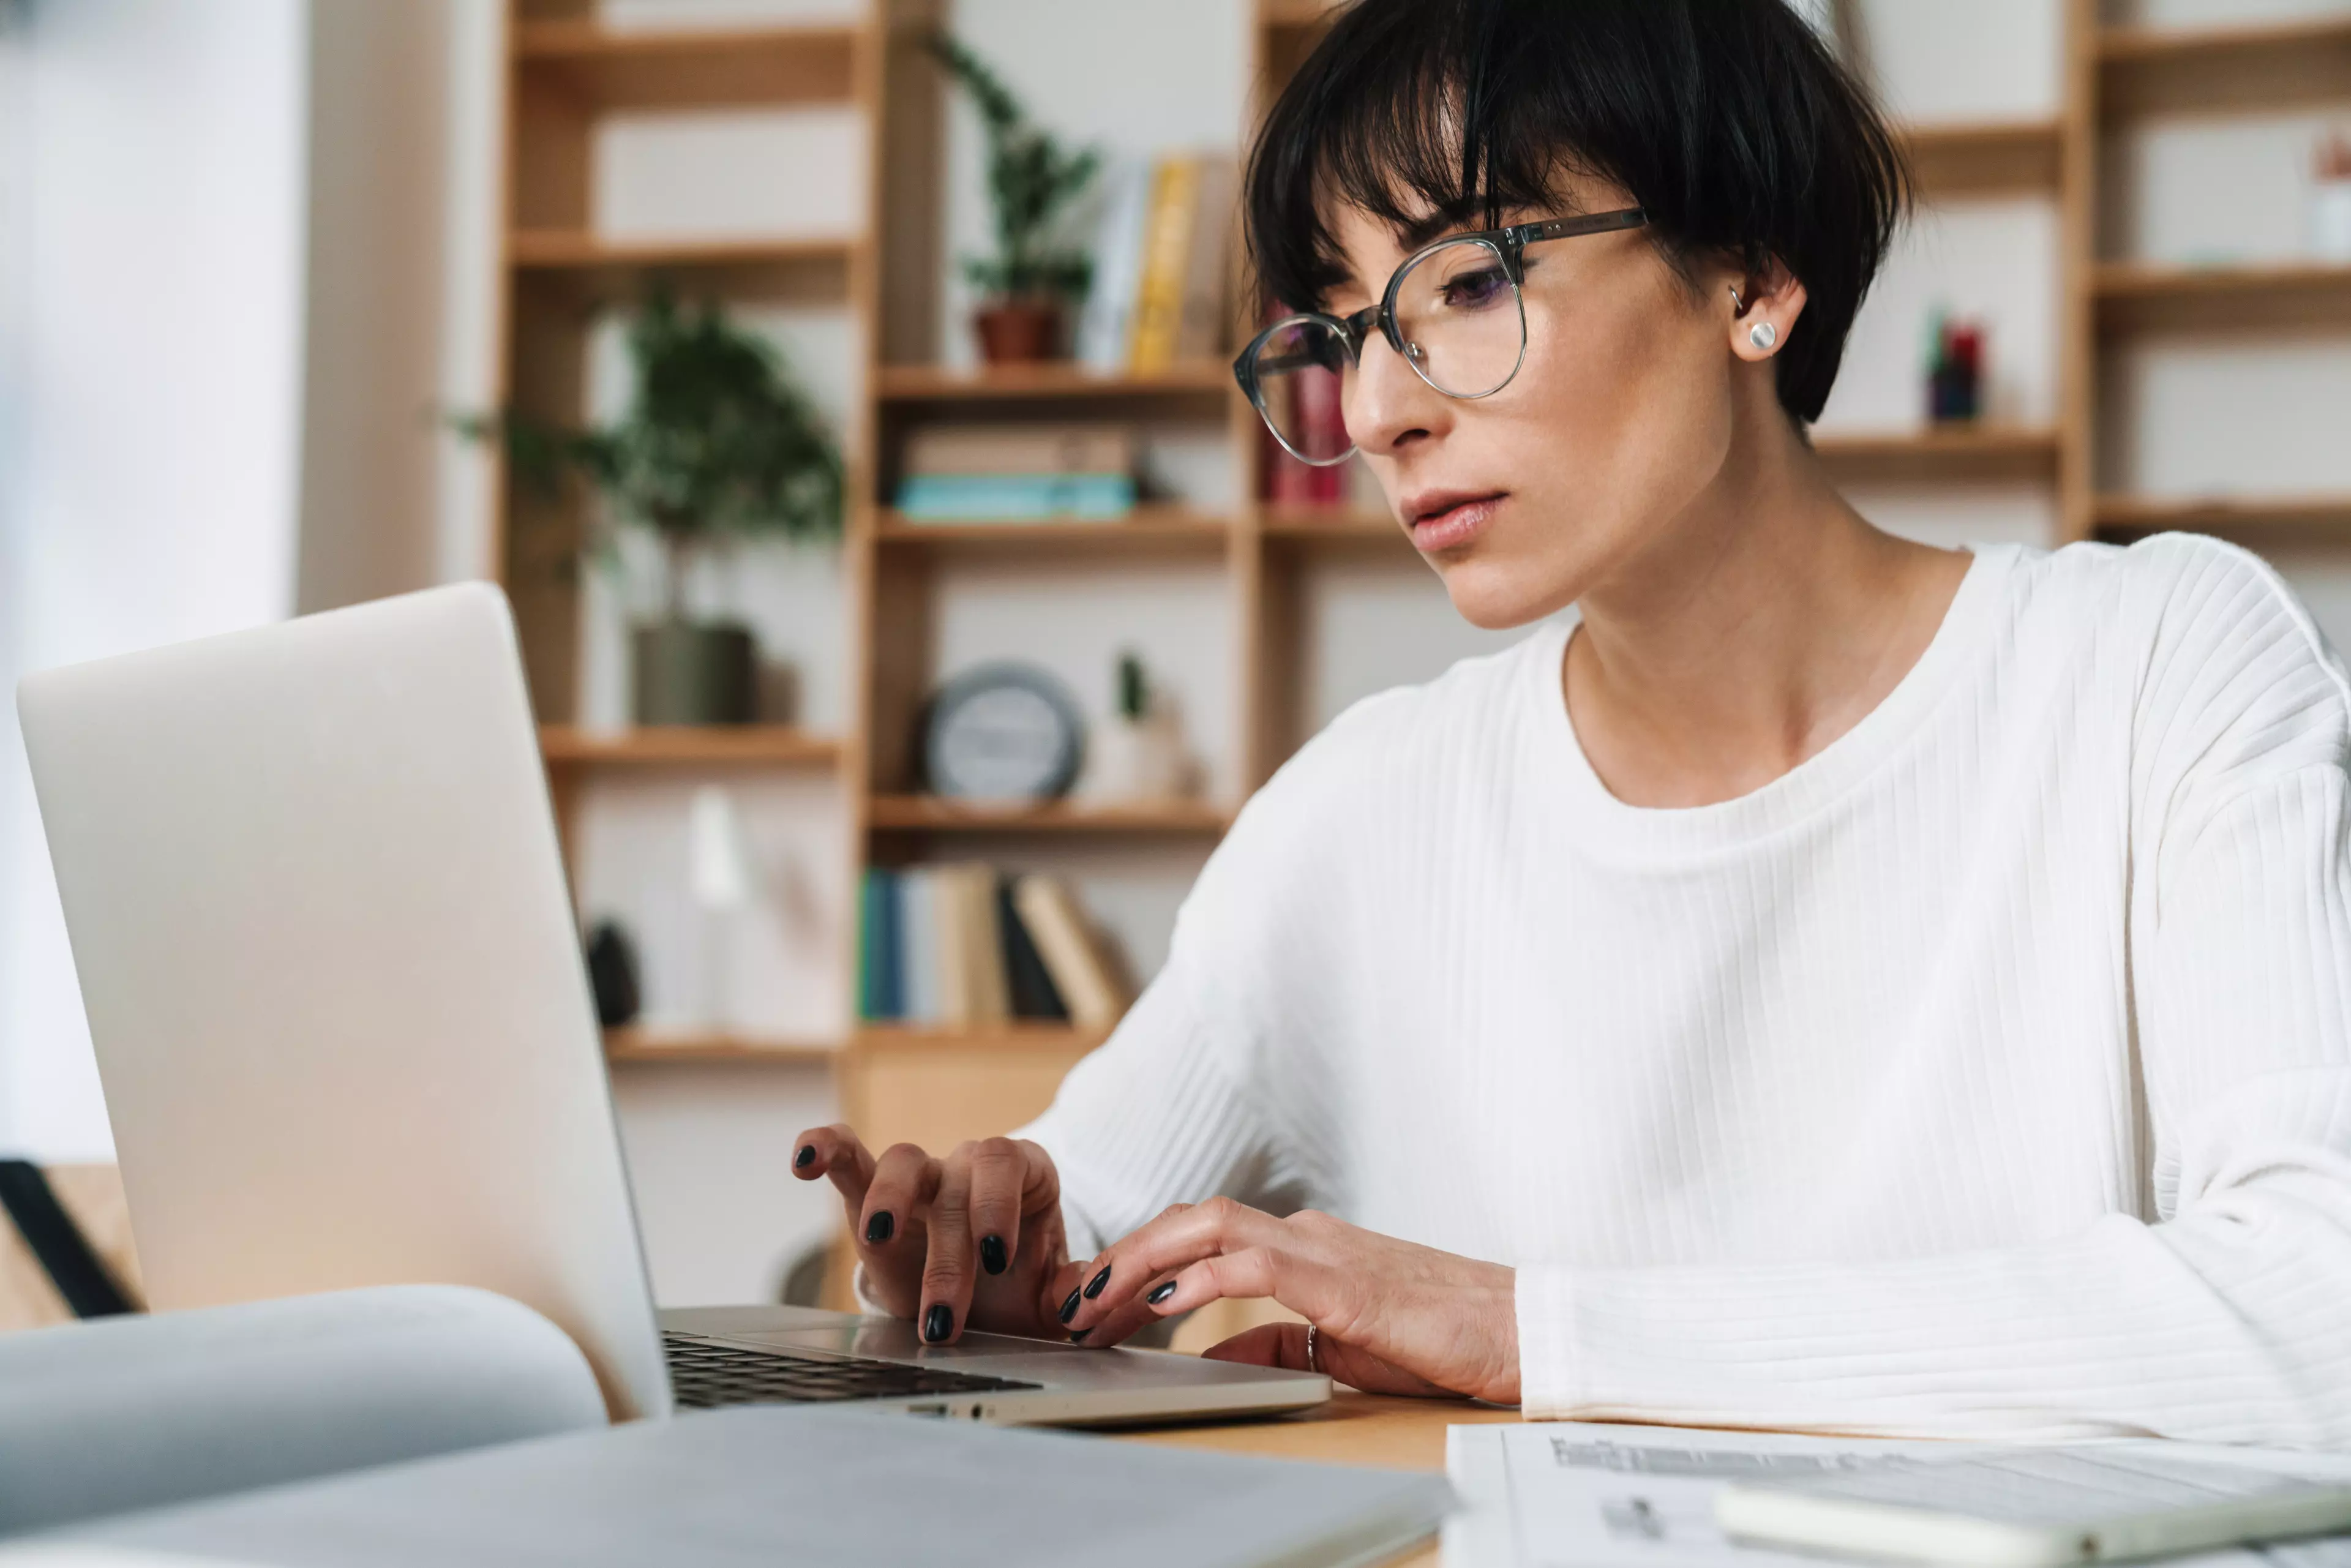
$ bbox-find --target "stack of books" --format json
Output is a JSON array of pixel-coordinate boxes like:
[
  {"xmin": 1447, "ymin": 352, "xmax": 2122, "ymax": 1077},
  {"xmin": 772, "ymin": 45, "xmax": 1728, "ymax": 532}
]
[
  {"xmin": 894, "ymin": 424, "xmax": 1139, "ymax": 522},
  {"xmin": 857, "ymin": 866, "xmax": 1131, "ymax": 1030},
  {"xmin": 1075, "ymin": 152, "xmax": 1237, "ymax": 373}
]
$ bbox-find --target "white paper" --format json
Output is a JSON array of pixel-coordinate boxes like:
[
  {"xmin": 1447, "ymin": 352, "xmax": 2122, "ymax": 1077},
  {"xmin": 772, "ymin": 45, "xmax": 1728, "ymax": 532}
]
[{"xmin": 1443, "ymin": 1423, "xmax": 2351, "ymax": 1568}]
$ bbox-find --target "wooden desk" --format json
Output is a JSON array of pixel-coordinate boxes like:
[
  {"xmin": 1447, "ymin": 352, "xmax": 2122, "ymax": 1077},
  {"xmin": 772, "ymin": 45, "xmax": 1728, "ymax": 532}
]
[{"xmin": 1119, "ymin": 1392, "xmax": 1519, "ymax": 1567}]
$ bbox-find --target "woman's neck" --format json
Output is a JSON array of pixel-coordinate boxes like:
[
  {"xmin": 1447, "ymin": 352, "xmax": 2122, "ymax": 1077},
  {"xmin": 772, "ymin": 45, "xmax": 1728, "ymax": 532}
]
[{"xmin": 1563, "ymin": 413, "xmax": 1971, "ymax": 810}]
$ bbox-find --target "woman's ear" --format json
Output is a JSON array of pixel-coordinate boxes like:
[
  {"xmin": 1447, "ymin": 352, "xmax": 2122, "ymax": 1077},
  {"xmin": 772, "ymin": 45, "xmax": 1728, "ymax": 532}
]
[{"xmin": 1727, "ymin": 257, "xmax": 1807, "ymax": 364}]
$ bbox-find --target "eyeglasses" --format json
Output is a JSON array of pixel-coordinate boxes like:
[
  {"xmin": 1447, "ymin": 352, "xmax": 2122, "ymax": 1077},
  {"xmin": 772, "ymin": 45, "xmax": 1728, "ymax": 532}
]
[{"xmin": 1233, "ymin": 208, "xmax": 1649, "ymax": 466}]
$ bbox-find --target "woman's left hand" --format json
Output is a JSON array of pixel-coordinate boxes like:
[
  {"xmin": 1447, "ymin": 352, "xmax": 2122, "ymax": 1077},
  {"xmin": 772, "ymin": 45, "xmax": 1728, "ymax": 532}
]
[{"xmin": 1058, "ymin": 1198, "xmax": 1520, "ymax": 1404}]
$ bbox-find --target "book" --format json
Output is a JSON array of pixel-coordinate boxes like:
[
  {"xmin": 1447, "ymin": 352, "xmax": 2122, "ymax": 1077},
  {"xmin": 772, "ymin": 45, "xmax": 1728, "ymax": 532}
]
[
  {"xmin": 1130, "ymin": 156, "xmax": 1203, "ymax": 372},
  {"xmin": 1174, "ymin": 156, "xmax": 1235, "ymax": 363},
  {"xmin": 961, "ymin": 867, "xmax": 1011, "ymax": 1026},
  {"xmin": 1076, "ymin": 156, "xmax": 1155, "ymax": 371},
  {"xmin": 932, "ymin": 864, "xmax": 1008, "ymax": 1027},
  {"xmin": 873, "ymin": 870, "xmax": 902, "ymax": 1020},
  {"xmin": 1011, "ymin": 875, "xmax": 1130, "ymax": 1030},
  {"xmin": 857, "ymin": 870, "xmax": 887, "ymax": 1021},
  {"xmin": 898, "ymin": 868, "xmax": 940, "ymax": 1025},
  {"xmin": 997, "ymin": 877, "xmax": 1070, "ymax": 1022},
  {"xmin": 894, "ymin": 473, "xmax": 1138, "ymax": 522},
  {"xmin": 904, "ymin": 424, "xmax": 1138, "ymax": 479}
]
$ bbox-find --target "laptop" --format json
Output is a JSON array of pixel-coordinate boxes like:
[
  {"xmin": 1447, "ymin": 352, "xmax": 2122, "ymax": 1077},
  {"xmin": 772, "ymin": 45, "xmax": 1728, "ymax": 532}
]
[{"xmin": 15, "ymin": 582, "xmax": 1329, "ymax": 1427}]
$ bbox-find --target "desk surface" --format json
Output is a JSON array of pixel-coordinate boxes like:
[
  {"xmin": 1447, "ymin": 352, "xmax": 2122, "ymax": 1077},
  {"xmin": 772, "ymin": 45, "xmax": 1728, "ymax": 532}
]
[{"xmin": 1117, "ymin": 1392, "xmax": 1518, "ymax": 1567}]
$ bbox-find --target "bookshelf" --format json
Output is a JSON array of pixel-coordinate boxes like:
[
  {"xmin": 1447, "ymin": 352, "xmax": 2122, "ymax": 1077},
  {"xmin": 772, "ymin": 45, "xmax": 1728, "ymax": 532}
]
[{"xmin": 494, "ymin": 0, "xmax": 2351, "ymax": 1306}]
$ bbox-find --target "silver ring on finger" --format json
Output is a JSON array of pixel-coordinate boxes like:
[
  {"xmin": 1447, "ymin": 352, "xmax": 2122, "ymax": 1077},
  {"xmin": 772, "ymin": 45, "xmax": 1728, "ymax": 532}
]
[{"xmin": 1306, "ymin": 1322, "xmax": 1321, "ymax": 1374}]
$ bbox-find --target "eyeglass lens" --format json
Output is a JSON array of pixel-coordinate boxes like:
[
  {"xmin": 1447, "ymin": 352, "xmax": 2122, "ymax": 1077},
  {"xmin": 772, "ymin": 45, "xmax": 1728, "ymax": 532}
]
[
  {"xmin": 1249, "ymin": 237, "xmax": 1528, "ymax": 463},
  {"xmin": 1251, "ymin": 318, "xmax": 1352, "ymax": 463},
  {"xmin": 1392, "ymin": 238, "xmax": 1526, "ymax": 398}
]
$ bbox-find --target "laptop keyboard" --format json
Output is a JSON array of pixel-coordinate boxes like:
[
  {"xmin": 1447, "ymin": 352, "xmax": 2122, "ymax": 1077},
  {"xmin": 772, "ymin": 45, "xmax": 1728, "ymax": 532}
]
[{"xmin": 662, "ymin": 1332, "xmax": 1044, "ymax": 1410}]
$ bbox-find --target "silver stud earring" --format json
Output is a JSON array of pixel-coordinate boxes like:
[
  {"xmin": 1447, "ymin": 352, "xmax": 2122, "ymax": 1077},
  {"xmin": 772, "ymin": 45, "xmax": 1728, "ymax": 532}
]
[{"xmin": 1749, "ymin": 321, "xmax": 1778, "ymax": 351}]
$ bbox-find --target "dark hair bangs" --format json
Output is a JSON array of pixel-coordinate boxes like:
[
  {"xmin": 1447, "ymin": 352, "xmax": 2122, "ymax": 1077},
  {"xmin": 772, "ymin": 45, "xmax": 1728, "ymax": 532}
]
[{"xmin": 1244, "ymin": 0, "xmax": 1911, "ymax": 425}]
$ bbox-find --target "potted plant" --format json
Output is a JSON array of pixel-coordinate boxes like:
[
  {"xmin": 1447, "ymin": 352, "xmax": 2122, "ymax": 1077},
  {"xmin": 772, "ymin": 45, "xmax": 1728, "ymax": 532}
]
[
  {"xmin": 458, "ymin": 287, "xmax": 842, "ymax": 726},
  {"xmin": 928, "ymin": 32, "xmax": 1100, "ymax": 362}
]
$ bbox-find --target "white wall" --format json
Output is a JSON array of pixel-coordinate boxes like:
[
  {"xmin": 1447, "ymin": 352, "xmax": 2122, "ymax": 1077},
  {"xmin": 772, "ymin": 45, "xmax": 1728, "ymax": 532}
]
[
  {"xmin": 0, "ymin": 0, "xmax": 312, "ymax": 1161},
  {"xmin": 295, "ymin": 0, "xmax": 459, "ymax": 614}
]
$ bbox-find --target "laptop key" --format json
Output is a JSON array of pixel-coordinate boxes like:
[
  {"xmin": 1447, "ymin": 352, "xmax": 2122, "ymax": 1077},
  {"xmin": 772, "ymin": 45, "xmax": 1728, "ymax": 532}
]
[{"xmin": 662, "ymin": 1331, "xmax": 1043, "ymax": 1410}]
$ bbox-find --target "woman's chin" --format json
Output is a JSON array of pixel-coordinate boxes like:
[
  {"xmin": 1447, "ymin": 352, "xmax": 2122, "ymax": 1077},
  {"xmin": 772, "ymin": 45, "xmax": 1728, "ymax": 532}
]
[{"xmin": 1435, "ymin": 552, "xmax": 1582, "ymax": 632}]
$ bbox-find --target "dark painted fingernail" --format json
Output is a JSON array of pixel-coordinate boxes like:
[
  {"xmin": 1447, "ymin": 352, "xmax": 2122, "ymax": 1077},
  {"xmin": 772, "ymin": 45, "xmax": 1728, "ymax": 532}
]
[
  {"xmin": 1084, "ymin": 1265, "xmax": 1111, "ymax": 1299},
  {"xmin": 1147, "ymin": 1280, "xmax": 1178, "ymax": 1306},
  {"xmin": 923, "ymin": 1304, "xmax": 952, "ymax": 1343},
  {"xmin": 1059, "ymin": 1289, "xmax": 1081, "ymax": 1324},
  {"xmin": 794, "ymin": 1144, "xmax": 815, "ymax": 1169},
  {"xmin": 864, "ymin": 1211, "xmax": 893, "ymax": 1244},
  {"xmin": 1069, "ymin": 1327, "xmax": 1091, "ymax": 1343},
  {"xmin": 980, "ymin": 1234, "xmax": 1008, "ymax": 1275}
]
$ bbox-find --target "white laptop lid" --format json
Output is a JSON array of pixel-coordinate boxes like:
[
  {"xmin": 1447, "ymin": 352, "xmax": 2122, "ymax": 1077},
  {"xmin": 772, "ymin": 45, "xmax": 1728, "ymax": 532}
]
[{"xmin": 17, "ymin": 583, "xmax": 669, "ymax": 1420}]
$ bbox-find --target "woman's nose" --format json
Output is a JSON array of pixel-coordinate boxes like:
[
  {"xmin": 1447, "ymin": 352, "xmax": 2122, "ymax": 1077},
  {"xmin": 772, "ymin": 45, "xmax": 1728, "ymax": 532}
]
[{"xmin": 1343, "ymin": 332, "xmax": 1447, "ymax": 457}]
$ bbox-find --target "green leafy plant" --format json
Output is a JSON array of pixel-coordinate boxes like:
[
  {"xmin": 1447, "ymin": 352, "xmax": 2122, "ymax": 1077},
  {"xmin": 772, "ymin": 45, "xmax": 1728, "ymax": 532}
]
[
  {"xmin": 928, "ymin": 31, "xmax": 1101, "ymax": 302},
  {"xmin": 456, "ymin": 287, "xmax": 842, "ymax": 621}
]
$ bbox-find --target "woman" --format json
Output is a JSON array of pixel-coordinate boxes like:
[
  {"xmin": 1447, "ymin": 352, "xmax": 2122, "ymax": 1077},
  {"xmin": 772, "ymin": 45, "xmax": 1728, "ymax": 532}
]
[{"xmin": 796, "ymin": 0, "xmax": 2351, "ymax": 1441}]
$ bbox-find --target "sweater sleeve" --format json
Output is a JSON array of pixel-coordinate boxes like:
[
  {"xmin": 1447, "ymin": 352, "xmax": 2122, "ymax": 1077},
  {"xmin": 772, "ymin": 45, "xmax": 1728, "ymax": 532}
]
[
  {"xmin": 1517, "ymin": 542, "xmax": 2351, "ymax": 1444},
  {"xmin": 1012, "ymin": 732, "xmax": 1357, "ymax": 1258}
]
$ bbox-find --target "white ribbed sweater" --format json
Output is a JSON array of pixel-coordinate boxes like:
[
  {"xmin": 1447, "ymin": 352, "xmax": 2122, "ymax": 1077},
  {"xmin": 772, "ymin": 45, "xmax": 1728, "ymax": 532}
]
[{"xmin": 1021, "ymin": 536, "xmax": 2351, "ymax": 1443}]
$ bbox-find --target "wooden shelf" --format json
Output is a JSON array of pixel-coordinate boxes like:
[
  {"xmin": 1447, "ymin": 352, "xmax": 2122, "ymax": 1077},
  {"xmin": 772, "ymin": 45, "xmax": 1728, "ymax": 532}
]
[
  {"xmin": 876, "ymin": 361, "xmax": 1234, "ymax": 402},
  {"xmin": 851, "ymin": 1023, "xmax": 1111, "ymax": 1055},
  {"xmin": 2094, "ymin": 495, "xmax": 2351, "ymax": 538},
  {"xmin": 2099, "ymin": 16, "xmax": 2351, "ymax": 116},
  {"xmin": 873, "ymin": 505, "xmax": 1231, "ymax": 553},
  {"xmin": 2094, "ymin": 260, "xmax": 2351, "ymax": 331},
  {"xmin": 514, "ymin": 20, "xmax": 860, "ymax": 110},
  {"xmin": 1900, "ymin": 119, "xmax": 2062, "ymax": 198},
  {"xmin": 1259, "ymin": 505, "xmax": 1408, "ymax": 549},
  {"xmin": 539, "ymin": 726, "xmax": 842, "ymax": 768},
  {"xmin": 866, "ymin": 795, "xmax": 1233, "ymax": 834},
  {"xmin": 508, "ymin": 232, "xmax": 856, "ymax": 301},
  {"xmin": 1813, "ymin": 425, "xmax": 2062, "ymax": 483},
  {"xmin": 604, "ymin": 1027, "xmax": 840, "ymax": 1065}
]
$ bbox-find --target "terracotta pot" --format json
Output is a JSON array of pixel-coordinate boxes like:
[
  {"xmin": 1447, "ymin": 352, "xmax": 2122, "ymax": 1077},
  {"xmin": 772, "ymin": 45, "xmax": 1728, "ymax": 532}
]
[{"xmin": 973, "ymin": 299, "xmax": 1062, "ymax": 363}]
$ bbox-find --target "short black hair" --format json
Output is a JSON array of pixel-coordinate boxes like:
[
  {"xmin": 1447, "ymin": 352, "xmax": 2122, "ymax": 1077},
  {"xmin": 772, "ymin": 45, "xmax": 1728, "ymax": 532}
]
[{"xmin": 1245, "ymin": 0, "xmax": 1910, "ymax": 425}]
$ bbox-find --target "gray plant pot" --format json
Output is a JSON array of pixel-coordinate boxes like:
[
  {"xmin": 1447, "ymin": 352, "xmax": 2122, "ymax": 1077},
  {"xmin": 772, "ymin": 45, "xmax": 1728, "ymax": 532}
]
[{"xmin": 632, "ymin": 620, "xmax": 756, "ymax": 727}]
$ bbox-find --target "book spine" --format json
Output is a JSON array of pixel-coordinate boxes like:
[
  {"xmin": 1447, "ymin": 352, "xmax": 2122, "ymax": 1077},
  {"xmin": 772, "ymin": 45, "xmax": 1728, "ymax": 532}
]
[
  {"xmin": 1129, "ymin": 157, "xmax": 1201, "ymax": 372},
  {"xmin": 998, "ymin": 877, "xmax": 1070, "ymax": 1021},
  {"xmin": 1173, "ymin": 157, "xmax": 1236, "ymax": 362},
  {"xmin": 857, "ymin": 869, "xmax": 885, "ymax": 1021},
  {"xmin": 899, "ymin": 869, "xmax": 940, "ymax": 1025},
  {"xmin": 904, "ymin": 425, "xmax": 1138, "ymax": 479},
  {"xmin": 1076, "ymin": 157, "xmax": 1153, "ymax": 372},
  {"xmin": 1011, "ymin": 876, "xmax": 1129, "ymax": 1030},
  {"xmin": 934, "ymin": 865, "xmax": 973, "ymax": 1027},
  {"xmin": 876, "ymin": 868, "xmax": 903, "ymax": 1021},
  {"xmin": 895, "ymin": 475, "xmax": 1137, "ymax": 521},
  {"xmin": 966, "ymin": 867, "xmax": 1011, "ymax": 1025}
]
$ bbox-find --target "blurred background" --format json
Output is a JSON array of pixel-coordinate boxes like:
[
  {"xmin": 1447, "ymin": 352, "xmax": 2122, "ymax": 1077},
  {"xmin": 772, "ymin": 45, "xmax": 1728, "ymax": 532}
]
[{"xmin": 1, "ymin": 0, "xmax": 2347, "ymax": 1316}]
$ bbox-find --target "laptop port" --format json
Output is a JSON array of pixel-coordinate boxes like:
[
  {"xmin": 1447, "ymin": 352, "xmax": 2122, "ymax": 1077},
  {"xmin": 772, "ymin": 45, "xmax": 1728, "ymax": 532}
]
[{"xmin": 907, "ymin": 1403, "xmax": 947, "ymax": 1416}]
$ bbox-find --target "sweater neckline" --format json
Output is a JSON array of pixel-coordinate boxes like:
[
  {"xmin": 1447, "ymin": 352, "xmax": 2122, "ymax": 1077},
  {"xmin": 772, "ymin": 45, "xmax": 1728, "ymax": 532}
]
[{"xmin": 1534, "ymin": 543, "xmax": 2018, "ymax": 858}]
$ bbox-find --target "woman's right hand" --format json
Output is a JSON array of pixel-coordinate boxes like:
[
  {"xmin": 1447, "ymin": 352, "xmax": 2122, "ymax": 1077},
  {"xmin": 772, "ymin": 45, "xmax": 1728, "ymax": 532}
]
[{"xmin": 789, "ymin": 1125, "xmax": 1083, "ymax": 1347}]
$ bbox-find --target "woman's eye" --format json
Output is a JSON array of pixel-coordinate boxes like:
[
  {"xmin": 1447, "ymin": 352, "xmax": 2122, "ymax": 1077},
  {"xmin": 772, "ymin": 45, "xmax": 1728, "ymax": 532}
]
[{"xmin": 1441, "ymin": 268, "xmax": 1510, "ymax": 309}]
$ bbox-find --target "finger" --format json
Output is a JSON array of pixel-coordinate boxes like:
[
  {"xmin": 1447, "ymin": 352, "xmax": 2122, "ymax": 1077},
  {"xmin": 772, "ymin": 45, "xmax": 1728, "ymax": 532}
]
[
  {"xmin": 792, "ymin": 1125, "xmax": 875, "ymax": 1212},
  {"xmin": 1202, "ymin": 1321, "xmax": 1455, "ymax": 1398},
  {"xmin": 1067, "ymin": 1196, "xmax": 1284, "ymax": 1332},
  {"xmin": 1072, "ymin": 1269, "xmax": 1183, "ymax": 1348},
  {"xmin": 1041, "ymin": 1254, "xmax": 1089, "ymax": 1337},
  {"xmin": 959, "ymin": 1138, "xmax": 1028, "ymax": 1282},
  {"xmin": 918, "ymin": 1152, "xmax": 977, "ymax": 1346},
  {"xmin": 865, "ymin": 1152, "xmax": 936, "ymax": 1260}
]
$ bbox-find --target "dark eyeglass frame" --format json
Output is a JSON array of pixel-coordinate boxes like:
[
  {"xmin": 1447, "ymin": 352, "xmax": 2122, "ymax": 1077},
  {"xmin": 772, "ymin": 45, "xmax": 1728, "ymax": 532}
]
[{"xmin": 1232, "ymin": 206, "xmax": 1649, "ymax": 465}]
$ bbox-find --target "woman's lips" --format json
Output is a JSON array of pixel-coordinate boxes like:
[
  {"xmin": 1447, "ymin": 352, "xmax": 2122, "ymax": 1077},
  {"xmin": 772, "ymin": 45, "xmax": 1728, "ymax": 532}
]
[{"xmin": 1407, "ymin": 492, "xmax": 1505, "ymax": 552}]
